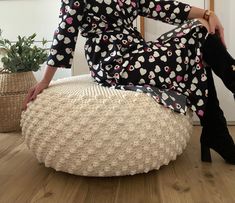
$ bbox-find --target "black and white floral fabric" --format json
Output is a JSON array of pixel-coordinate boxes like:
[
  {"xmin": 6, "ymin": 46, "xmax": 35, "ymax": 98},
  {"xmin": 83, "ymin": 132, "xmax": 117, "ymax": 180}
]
[{"xmin": 47, "ymin": 0, "xmax": 209, "ymax": 118}]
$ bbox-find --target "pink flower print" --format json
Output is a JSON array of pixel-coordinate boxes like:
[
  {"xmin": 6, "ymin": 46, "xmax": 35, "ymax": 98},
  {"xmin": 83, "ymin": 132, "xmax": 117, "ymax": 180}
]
[
  {"xmin": 176, "ymin": 75, "xmax": 183, "ymax": 82},
  {"xmin": 131, "ymin": 0, "xmax": 136, "ymax": 7},
  {"xmin": 177, "ymin": 32, "xmax": 184, "ymax": 37},
  {"xmin": 198, "ymin": 110, "xmax": 204, "ymax": 117},
  {"xmin": 117, "ymin": 0, "xmax": 124, "ymax": 7},
  {"xmin": 156, "ymin": 5, "xmax": 162, "ymax": 12},
  {"xmin": 66, "ymin": 17, "xmax": 73, "ymax": 25}
]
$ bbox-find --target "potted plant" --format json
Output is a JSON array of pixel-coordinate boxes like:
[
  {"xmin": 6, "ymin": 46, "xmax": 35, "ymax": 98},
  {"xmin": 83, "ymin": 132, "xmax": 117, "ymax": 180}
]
[{"xmin": 0, "ymin": 28, "xmax": 48, "ymax": 132}]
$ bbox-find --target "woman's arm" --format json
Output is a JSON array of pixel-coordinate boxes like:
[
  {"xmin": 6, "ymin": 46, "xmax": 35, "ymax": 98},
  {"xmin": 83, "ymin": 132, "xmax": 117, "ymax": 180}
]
[
  {"xmin": 138, "ymin": 0, "xmax": 192, "ymax": 26},
  {"xmin": 187, "ymin": 6, "xmax": 206, "ymax": 20},
  {"xmin": 41, "ymin": 65, "xmax": 58, "ymax": 84},
  {"xmin": 138, "ymin": 0, "xmax": 226, "ymax": 46},
  {"xmin": 21, "ymin": 65, "xmax": 57, "ymax": 110},
  {"xmin": 46, "ymin": 0, "xmax": 86, "ymax": 69}
]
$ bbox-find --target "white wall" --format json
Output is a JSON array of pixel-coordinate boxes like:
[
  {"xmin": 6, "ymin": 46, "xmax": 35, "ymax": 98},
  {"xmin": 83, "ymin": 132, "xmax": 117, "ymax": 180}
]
[
  {"xmin": 213, "ymin": 0, "xmax": 235, "ymax": 122},
  {"xmin": 0, "ymin": 0, "xmax": 87, "ymax": 81}
]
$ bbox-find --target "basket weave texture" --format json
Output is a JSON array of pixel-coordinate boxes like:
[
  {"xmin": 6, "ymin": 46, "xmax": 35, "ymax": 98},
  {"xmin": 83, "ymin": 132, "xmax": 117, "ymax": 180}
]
[{"xmin": 0, "ymin": 71, "xmax": 37, "ymax": 132}]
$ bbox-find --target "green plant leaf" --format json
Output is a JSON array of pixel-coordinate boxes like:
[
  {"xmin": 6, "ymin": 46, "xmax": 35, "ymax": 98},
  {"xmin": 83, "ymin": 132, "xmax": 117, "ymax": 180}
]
[{"xmin": 0, "ymin": 30, "xmax": 49, "ymax": 73}]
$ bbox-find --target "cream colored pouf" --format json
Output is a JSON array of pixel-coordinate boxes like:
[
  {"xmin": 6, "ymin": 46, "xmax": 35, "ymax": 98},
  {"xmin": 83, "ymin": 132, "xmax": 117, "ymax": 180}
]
[{"xmin": 20, "ymin": 74, "xmax": 194, "ymax": 177}]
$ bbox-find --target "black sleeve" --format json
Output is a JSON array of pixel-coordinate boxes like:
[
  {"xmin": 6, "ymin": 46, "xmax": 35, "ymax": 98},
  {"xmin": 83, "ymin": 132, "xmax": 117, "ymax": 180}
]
[
  {"xmin": 46, "ymin": 0, "xmax": 86, "ymax": 69},
  {"xmin": 137, "ymin": 0, "xmax": 192, "ymax": 26}
]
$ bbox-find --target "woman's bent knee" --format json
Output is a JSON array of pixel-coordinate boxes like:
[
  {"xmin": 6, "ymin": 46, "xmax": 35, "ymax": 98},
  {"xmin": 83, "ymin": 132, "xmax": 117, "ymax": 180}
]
[{"xmin": 196, "ymin": 18, "xmax": 210, "ymax": 33}]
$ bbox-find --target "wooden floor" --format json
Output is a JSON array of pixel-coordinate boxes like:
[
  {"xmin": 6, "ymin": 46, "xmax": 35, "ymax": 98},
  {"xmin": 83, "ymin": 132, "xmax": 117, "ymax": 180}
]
[{"xmin": 1, "ymin": 126, "xmax": 235, "ymax": 203}]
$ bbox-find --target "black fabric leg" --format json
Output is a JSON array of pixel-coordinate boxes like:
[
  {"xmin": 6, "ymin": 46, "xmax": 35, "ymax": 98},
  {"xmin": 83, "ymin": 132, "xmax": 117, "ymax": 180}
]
[
  {"xmin": 201, "ymin": 34, "xmax": 235, "ymax": 96},
  {"xmin": 199, "ymin": 66, "xmax": 235, "ymax": 164},
  {"xmin": 199, "ymin": 66, "xmax": 227, "ymax": 129}
]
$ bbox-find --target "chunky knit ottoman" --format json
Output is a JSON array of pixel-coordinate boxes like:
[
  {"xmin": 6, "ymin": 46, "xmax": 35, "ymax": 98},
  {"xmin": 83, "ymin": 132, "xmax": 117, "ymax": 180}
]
[{"xmin": 20, "ymin": 74, "xmax": 194, "ymax": 177}]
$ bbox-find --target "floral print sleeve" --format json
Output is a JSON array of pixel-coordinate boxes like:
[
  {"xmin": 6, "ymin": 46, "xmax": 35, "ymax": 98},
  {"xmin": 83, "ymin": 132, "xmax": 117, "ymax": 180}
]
[
  {"xmin": 137, "ymin": 0, "xmax": 192, "ymax": 26},
  {"xmin": 46, "ymin": 0, "xmax": 86, "ymax": 69}
]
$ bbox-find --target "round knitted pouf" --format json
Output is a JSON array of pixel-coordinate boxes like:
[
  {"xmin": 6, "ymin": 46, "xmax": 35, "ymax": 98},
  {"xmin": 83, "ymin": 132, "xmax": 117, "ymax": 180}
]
[{"xmin": 20, "ymin": 74, "xmax": 194, "ymax": 177}]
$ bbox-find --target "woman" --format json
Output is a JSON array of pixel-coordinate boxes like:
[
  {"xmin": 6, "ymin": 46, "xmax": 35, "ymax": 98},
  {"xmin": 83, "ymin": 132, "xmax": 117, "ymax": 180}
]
[{"xmin": 22, "ymin": 0, "xmax": 235, "ymax": 164}]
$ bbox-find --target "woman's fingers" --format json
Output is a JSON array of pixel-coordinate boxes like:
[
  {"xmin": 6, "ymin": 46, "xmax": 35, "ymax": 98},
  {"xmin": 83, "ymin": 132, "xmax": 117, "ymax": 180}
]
[
  {"xmin": 218, "ymin": 26, "xmax": 227, "ymax": 48},
  {"xmin": 208, "ymin": 14, "xmax": 227, "ymax": 48},
  {"xmin": 30, "ymin": 88, "xmax": 40, "ymax": 101},
  {"xmin": 213, "ymin": 14, "xmax": 227, "ymax": 48},
  {"xmin": 209, "ymin": 18, "xmax": 216, "ymax": 34},
  {"xmin": 21, "ymin": 81, "xmax": 49, "ymax": 111},
  {"xmin": 210, "ymin": 23, "xmax": 216, "ymax": 34},
  {"xmin": 22, "ymin": 88, "xmax": 35, "ymax": 110}
]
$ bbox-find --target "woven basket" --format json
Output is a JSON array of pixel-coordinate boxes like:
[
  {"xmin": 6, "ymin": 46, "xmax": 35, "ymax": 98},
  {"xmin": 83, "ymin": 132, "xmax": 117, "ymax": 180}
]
[{"xmin": 0, "ymin": 71, "xmax": 37, "ymax": 132}]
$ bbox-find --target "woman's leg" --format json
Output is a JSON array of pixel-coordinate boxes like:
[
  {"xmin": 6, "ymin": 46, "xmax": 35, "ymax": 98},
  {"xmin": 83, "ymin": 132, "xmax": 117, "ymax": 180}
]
[
  {"xmin": 203, "ymin": 34, "xmax": 235, "ymax": 96},
  {"xmin": 196, "ymin": 20, "xmax": 235, "ymax": 96},
  {"xmin": 193, "ymin": 18, "xmax": 235, "ymax": 97},
  {"xmin": 199, "ymin": 66, "xmax": 235, "ymax": 164},
  {"xmin": 190, "ymin": 18, "xmax": 235, "ymax": 163}
]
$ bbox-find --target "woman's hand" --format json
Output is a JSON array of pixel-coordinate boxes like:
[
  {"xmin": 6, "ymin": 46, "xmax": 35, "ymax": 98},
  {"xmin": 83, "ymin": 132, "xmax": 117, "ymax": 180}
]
[
  {"xmin": 208, "ymin": 12, "xmax": 226, "ymax": 48},
  {"xmin": 21, "ymin": 80, "xmax": 50, "ymax": 111},
  {"xmin": 188, "ymin": 6, "xmax": 226, "ymax": 48}
]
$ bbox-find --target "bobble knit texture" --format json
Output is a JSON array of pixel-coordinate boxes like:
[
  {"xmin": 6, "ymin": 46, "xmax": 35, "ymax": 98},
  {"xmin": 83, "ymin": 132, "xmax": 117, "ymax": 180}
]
[{"xmin": 20, "ymin": 74, "xmax": 193, "ymax": 177}]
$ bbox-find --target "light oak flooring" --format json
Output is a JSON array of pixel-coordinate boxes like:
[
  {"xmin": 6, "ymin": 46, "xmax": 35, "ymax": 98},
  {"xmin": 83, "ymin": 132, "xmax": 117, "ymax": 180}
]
[{"xmin": 1, "ymin": 126, "xmax": 235, "ymax": 203}]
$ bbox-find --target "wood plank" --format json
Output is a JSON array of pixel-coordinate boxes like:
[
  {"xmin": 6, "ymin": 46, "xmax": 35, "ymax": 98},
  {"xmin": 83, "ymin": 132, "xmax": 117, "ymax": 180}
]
[{"xmin": 1, "ymin": 127, "xmax": 235, "ymax": 202}]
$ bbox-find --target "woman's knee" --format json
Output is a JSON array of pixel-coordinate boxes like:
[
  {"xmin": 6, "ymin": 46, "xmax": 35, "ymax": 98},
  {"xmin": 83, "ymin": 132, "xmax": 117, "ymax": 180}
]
[{"xmin": 196, "ymin": 18, "xmax": 210, "ymax": 33}]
